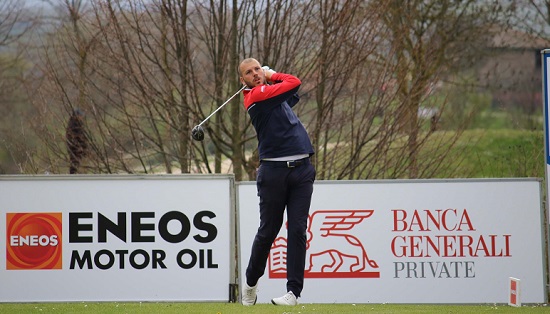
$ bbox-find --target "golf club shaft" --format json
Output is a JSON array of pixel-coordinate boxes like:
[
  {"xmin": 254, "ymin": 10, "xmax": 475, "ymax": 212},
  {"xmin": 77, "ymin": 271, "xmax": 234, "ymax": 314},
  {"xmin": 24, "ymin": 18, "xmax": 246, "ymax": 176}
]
[{"xmin": 198, "ymin": 85, "xmax": 246, "ymax": 127}]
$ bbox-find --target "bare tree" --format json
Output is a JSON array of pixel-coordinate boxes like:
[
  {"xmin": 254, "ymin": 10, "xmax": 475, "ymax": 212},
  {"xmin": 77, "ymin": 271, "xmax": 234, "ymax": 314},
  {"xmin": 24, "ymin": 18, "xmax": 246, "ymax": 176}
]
[
  {"xmin": 27, "ymin": 0, "xmax": 198, "ymax": 174},
  {"xmin": 0, "ymin": 0, "xmax": 39, "ymax": 173},
  {"xmin": 302, "ymin": 1, "xmax": 386, "ymax": 179},
  {"xmin": 515, "ymin": 0, "xmax": 550, "ymax": 36},
  {"xmin": 188, "ymin": 1, "xmax": 236, "ymax": 174},
  {"xmin": 378, "ymin": 0, "xmax": 512, "ymax": 178},
  {"xmin": 26, "ymin": 0, "xmax": 105, "ymax": 173}
]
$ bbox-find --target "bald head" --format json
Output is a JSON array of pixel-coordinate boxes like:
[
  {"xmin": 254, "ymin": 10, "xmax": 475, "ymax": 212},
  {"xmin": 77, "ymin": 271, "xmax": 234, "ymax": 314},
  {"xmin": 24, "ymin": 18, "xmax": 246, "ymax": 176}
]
[{"xmin": 239, "ymin": 58, "xmax": 260, "ymax": 76}]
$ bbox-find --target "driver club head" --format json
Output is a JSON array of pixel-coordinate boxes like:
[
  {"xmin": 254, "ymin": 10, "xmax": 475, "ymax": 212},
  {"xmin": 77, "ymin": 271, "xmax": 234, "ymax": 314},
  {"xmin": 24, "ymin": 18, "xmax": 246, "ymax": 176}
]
[{"xmin": 191, "ymin": 125, "xmax": 205, "ymax": 141}]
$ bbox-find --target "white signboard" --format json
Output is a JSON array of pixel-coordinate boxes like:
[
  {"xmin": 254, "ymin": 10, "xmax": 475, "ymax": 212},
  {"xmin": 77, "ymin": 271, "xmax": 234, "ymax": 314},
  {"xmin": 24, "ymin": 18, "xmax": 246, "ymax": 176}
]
[
  {"xmin": 237, "ymin": 179, "xmax": 546, "ymax": 304},
  {"xmin": 0, "ymin": 175, "xmax": 233, "ymax": 302}
]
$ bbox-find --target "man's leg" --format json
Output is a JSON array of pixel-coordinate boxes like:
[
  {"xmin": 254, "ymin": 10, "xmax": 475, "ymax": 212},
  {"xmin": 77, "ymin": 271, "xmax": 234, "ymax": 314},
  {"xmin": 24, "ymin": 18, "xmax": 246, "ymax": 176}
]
[
  {"xmin": 285, "ymin": 162, "xmax": 315, "ymax": 298},
  {"xmin": 245, "ymin": 164, "xmax": 288, "ymax": 286}
]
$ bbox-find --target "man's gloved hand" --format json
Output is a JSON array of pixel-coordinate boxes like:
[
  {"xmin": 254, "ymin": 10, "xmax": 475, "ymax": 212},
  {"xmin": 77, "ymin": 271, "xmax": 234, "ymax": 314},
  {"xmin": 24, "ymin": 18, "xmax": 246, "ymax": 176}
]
[
  {"xmin": 262, "ymin": 65, "xmax": 276, "ymax": 73},
  {"xmin": 262, "ymin": 65, "xmax": 276, "ymax": 83}
]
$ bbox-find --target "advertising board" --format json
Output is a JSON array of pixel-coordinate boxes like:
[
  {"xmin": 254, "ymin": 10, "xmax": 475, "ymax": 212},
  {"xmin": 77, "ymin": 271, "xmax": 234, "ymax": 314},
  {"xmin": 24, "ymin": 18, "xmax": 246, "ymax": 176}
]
[
  {"xmin": 238, "ymin": 179, "xmax": 546, "ymax": 303},
  {"xmin": 0, "ymin": 175, "xmax": 233, "ymax": 302}
]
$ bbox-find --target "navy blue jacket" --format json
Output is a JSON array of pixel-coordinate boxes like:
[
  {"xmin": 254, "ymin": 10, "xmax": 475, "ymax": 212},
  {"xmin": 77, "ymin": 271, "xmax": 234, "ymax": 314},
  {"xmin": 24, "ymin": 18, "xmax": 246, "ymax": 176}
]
[{"xmin": 243, "ymin": 73, "xmax": 314, "ymax": 160}]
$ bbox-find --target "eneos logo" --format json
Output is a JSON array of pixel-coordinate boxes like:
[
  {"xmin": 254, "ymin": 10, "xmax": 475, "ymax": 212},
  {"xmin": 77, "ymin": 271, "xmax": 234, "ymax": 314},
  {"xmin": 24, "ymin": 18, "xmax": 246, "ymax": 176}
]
[{"xmin": 6, "ymin": 213, "xmax": 62, "ymax": 270}]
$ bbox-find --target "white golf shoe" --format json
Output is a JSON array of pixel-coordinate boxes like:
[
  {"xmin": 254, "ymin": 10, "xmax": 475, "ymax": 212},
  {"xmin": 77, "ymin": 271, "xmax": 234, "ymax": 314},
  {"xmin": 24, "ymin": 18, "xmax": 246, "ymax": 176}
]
[
  {"xmin": 242, "ymin": 282, "xmax": 257, "ymax": 306},
  {"xmin": 271, "ymin": 291, "xmax": 298, "ymax": 306}
]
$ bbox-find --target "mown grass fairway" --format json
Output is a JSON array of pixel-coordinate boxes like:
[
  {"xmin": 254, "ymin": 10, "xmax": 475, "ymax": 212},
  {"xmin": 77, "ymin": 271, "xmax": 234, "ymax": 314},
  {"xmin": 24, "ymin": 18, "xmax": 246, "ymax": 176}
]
[{"xmin": 0, "ymin": 302, "xmax": 548, "ymax": 313}]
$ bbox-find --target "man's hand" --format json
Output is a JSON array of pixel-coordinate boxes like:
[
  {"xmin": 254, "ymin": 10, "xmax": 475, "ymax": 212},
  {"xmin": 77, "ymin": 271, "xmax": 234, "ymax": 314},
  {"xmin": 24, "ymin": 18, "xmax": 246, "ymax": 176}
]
[{"xmin": 262, "ymin": 65, "xmax": 276, "ymax": 82}]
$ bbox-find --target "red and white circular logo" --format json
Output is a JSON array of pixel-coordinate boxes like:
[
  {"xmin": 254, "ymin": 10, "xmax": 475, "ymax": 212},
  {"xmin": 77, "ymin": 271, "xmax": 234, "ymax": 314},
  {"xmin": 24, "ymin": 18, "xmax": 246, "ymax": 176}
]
[{"xmin": 6, "ymin": 213, "xmax": 62, "ymax": 270}]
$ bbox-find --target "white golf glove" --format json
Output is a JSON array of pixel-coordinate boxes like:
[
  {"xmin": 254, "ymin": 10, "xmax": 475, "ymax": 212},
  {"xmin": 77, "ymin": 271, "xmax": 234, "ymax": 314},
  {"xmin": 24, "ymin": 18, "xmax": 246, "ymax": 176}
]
[{"xmin": 262, "ymin": 65, "xmax": 276, "ymax": 73}]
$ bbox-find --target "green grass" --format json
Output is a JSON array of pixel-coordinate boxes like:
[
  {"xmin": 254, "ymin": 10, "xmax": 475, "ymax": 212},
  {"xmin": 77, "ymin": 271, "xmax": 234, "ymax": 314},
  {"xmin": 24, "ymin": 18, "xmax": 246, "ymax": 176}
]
[
  {"xmin": 448, "ymin": 129, "xmax": 544, "ymax": 178},
  {"xmin": 0, "ymin": 302, "xmax": 548, "ymax": 313},
  {"xmin": 314, "ymin": 128, "xmax": 545, "ymax": 180}
]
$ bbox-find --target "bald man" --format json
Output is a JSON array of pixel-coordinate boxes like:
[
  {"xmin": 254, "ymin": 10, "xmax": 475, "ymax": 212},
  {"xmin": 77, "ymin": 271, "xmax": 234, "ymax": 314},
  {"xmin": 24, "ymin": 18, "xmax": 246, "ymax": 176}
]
[{"xmin": 239, "ymin": 58, "xmax": 315, "ymax": 306}]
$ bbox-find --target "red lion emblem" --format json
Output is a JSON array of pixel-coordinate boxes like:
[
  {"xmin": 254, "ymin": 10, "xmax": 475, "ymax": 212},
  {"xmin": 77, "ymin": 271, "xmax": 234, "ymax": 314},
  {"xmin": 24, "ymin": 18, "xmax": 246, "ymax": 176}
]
[{"xmin": 269, "ymin": 209, "xmax": 379, "ymax": 279}]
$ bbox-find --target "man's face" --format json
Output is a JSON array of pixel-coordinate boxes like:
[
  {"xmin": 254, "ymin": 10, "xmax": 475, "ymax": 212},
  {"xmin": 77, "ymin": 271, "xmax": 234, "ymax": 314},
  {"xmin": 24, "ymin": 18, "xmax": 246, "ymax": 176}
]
[{"xmin": 240, "ymin": 60, "xmax": 266, "ymax": 88}]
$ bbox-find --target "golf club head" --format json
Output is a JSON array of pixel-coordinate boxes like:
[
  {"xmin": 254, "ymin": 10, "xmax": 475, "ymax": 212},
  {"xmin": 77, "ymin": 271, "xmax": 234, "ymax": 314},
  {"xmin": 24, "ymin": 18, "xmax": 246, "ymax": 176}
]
[{"xmin": 191, "ymin": 125, "xmax": 205, "ymax": 141}]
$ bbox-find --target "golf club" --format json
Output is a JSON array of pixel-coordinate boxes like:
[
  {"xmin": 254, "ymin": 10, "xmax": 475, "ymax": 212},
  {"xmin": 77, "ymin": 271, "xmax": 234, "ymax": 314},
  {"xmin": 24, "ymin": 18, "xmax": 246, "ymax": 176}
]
[{"xmin": 191, "ymin": 85, "xmax": 246, "ymax": 141}]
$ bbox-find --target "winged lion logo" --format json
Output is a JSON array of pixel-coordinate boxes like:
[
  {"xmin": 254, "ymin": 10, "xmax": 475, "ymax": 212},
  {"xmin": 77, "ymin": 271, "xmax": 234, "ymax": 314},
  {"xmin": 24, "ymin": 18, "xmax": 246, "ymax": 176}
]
[{"xmin": 269, "ymin": 209, "xmax": 380, "ymax": 279}]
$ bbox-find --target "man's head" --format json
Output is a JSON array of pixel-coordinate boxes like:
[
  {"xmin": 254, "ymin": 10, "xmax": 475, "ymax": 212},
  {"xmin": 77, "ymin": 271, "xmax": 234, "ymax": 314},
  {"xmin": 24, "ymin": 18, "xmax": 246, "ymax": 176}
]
[{"xmin": 239, "ymin": 58, "xmax": 266, "ymax": 88}]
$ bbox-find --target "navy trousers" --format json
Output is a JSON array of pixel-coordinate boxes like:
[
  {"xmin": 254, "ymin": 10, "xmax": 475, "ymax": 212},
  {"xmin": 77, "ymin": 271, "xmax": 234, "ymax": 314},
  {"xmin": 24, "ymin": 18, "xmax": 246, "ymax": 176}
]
[{"xmin": 245, "ymin": 158, "xmax": 315, "ymax": 298}]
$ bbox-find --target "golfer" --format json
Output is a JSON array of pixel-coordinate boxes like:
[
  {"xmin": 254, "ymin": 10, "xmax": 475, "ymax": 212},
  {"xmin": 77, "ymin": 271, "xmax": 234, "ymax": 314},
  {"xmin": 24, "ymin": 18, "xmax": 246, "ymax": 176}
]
[{"xmin": 239, "ymin": 58, "xmax": 315, "ymax": 306}]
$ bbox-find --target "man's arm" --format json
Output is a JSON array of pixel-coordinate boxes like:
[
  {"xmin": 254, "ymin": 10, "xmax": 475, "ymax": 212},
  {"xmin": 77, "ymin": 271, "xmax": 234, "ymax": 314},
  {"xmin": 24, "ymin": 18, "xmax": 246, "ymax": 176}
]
[
  {"xmin": 244, "ymin": 72, "xmax": 301, "ymax": 108},
  {"xmin": 266, "ymin": 68, "xmax": 300, "ymax": 108},
  {"xmin": 287, "ymin": 93, "xmax": 300, "ymax": 108}
]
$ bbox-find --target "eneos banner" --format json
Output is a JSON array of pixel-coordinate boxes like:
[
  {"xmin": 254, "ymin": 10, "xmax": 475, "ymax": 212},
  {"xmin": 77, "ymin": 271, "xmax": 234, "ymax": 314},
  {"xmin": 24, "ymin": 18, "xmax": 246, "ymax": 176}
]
[{"xmin": 0, "ymin": 175, "xmax": 233, "ymax": 302}]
